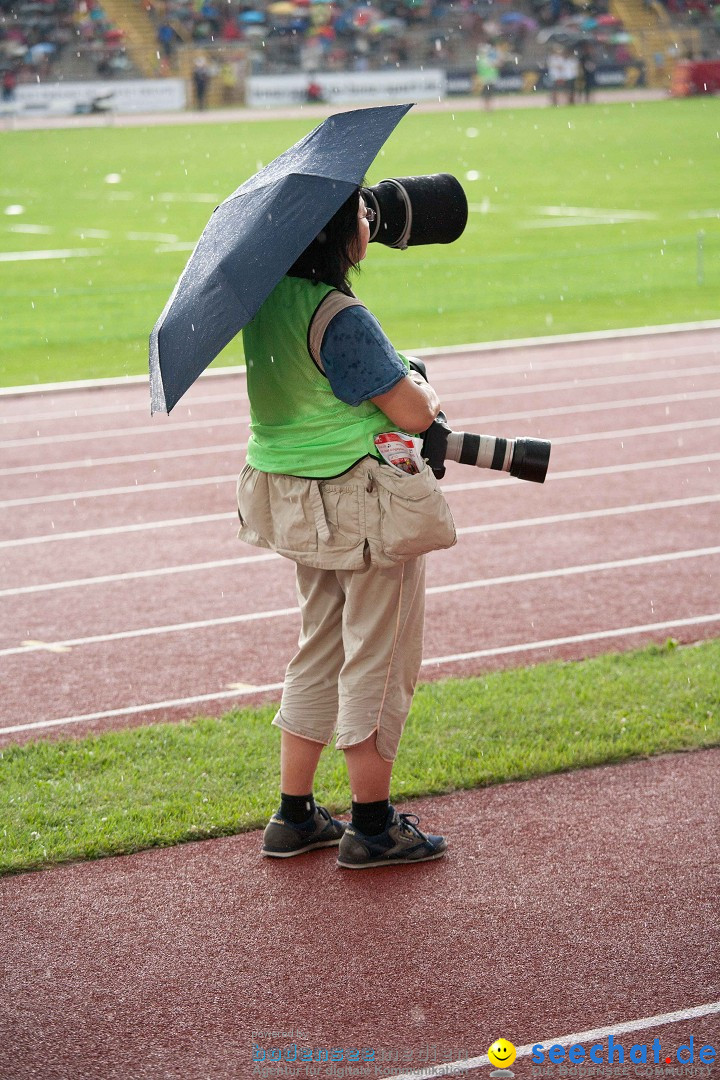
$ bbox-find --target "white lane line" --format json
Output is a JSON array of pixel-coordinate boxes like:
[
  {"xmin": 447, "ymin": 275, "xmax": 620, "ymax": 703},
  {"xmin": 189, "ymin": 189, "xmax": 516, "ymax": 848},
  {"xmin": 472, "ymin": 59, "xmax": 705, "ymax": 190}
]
[
  {"xmin": 442, "ymin": 452, "xmax": 720, "ymax": 494},
  {"xmin": 8, "ymin": 224, "xmax": 54, "ymax": 234},
  {"xmin": 457, "ymin": 493, "xmax": 720, "ymax": 537},
  {"xmin": 2, "ymin": 339, "xmax": 718, "ymax": 426},
  {"xmin": 454, "ymin": 386, "xmax": 720, "ymax": 429},
  {"xmin": 5, "ymin": 415, "xmax": 719, "ymax": 479},
  {"xmin": 4, "ymin": 385, "xmax": 719, "ymax": 453},
  {"xmin": 0, "ymin": 511, "xmax": 233, "ymax": 549},
  {"xmin": 3, "ymin": 319, "xmax": 718, "ymax": 405},
  {"xmin": 551, "ymin": 416, "xmax": 720, "ymax": 446},
  {"xmin": 0, "ymin": 681, "xmax": 286, "ymax": 737},
  {"xmin": 0, "ymin": 248, "xmax": 102, "ymax": 262},
  {"xmin": 0, "ymin": 473, "xmax": 233, "ymax": 509},
  {"xmin": 539, "ymin": 204, "xmax": 659, "ymax": 219},
  {"xmin": 1, "ymin": 606, "xmax": 301, "ymax": 657},
  {"xmin": 3, "ymin": 451, "xmax": 719, "ymax": 511},
  {"xmin": 4, "ymin": 615, "xmax": 720, "ymax": 738},
  {"xmin": 427, "ymin": 342, "xmax": 720, "ymax": 385},
  {"xmin": 0, "ymin": 392, "xmax": 247, "ymax": 427},
  {"xmin": 439, "ymin": 363, "xmax": 720, "ymax": 406},
  {"xmin": 0, "ymin": 441, "xmax": 247, "ymax": 477},
  {"xmin": 426, "ymin": 546, "xmax": 720, "ymax": 597},
  {"xmin": 379, "ymin": 1001, "xmax": 720, "ymax": 1080},
  {"xmin": 126, "ymin": 231, "xmax": 178, "ymax": 243},
  {"xmin": 3, "ymin": 494, "xmax": 720, "ymax": 593},
  {"xmin": 0, "ymin": 416, "xmax": 246, "ymax": 450},
  {"xmin": 0, "ymin": 553, "xmax": 280, "ymax": 598},
  {"xmin": 423, "ymin": 613, "xmax": 720, "ymax": 670},
  {"xmin": 5, "ymin": 547, "xmax": 718, "ymax": 658},
  {"xmin": 3, "ymin": 491, "xmax": 720, "ymax": 552}
]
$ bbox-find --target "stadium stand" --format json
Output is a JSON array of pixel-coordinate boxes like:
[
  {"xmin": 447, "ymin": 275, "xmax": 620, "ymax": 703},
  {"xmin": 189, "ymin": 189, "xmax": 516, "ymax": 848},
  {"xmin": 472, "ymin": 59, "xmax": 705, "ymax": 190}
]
[
  {"xmin": 0, "ymin": 0, "xmax": 138, "ymax": 89},
  {"xmin": 1, "ymin": 0, "xmax": 717, "ymax": 106}
]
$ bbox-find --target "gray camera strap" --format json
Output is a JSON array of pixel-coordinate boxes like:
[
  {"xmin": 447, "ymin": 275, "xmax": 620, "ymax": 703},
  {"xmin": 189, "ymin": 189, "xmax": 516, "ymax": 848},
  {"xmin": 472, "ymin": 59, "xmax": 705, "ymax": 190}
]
[{"xmin": 308, "ymin": 290, "xmax": 365, "ymax": 372}]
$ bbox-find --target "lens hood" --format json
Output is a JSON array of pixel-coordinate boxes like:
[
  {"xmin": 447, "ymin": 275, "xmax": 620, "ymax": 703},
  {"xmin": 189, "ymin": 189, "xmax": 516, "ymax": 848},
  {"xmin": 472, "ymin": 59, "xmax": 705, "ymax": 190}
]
[
  {"xmin": 361, "ymin": 173, "xmax": 468, "ymax": 248},
  {"xmin": 509, "ymin": 438, "xmax": 551, "ymax": 484}
]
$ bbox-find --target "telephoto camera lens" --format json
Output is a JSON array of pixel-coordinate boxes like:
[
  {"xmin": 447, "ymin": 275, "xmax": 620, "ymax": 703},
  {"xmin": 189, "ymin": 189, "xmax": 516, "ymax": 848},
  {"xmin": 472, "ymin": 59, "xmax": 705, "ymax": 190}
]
[
  {"xmin": 445, "ymin": 430, "xmax": 551, "ymax": 484},
  {"xmin": 422, "ymin": 412, "xmax": 551, "ymax": 483},
  {"xmin": 361, "ymin": 174, "xmax": 468, "ymax": 249}
]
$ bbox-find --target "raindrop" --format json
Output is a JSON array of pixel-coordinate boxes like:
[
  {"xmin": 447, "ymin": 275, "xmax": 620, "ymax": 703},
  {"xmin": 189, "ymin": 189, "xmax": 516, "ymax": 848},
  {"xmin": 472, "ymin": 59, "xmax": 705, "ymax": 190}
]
[
  {"xmin": 4, "ymin": 205, "xmax": 24, "ymax": 216},
  {"xmin": 465, "ymin": 127, "xmax": 478, "ymax": 138},
  {"xmin": 465, "ymin": 170, "xmax": 480, "ymax": 182},
  {"xmin": 104, "ymin": 174, "xmax": 122, "ymax": 185}
]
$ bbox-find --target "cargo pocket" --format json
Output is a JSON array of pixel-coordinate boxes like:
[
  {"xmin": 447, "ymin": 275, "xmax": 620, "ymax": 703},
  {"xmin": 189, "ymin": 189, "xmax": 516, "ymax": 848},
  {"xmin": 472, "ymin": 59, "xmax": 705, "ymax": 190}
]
[
  {"xmin": 237, "ymin": 466, "xmax": 319, "ymax": 556},
  {"xmin": 318, "ymin": 479, "xmax": 366, "ymax": 566},
  {"xmin": 375, "ymin": 463, "xmax": 456, "ymax": 563}
]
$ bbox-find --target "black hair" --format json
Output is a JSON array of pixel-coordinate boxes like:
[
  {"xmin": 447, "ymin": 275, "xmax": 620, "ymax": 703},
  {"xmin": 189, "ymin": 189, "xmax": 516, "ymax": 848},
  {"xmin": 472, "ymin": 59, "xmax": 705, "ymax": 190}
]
[{"xmin": 287, "ymin": 188, "xmax": 361, "ymax": 294}]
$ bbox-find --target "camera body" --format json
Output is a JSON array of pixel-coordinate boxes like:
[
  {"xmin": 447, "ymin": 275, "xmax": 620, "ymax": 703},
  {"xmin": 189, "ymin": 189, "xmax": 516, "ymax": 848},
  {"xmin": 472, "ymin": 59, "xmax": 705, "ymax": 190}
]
[{"xmin": 361, "ymin": 174, "xmax": 468, "ymax": 249}]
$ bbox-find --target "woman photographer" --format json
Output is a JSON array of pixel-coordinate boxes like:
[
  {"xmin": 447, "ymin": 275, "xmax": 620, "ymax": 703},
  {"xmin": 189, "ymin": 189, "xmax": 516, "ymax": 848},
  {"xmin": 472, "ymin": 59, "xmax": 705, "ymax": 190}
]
[{"xmin": 237, "ymin": 188, "xmax": 454, "ymax": 869}]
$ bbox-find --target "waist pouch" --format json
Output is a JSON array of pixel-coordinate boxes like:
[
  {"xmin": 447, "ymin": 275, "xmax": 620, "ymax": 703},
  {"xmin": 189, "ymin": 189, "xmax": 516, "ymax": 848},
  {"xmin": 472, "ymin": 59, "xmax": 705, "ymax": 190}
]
[{"xmin": 237, "ymin": 458, "xmax": 456, "ymax": 570}]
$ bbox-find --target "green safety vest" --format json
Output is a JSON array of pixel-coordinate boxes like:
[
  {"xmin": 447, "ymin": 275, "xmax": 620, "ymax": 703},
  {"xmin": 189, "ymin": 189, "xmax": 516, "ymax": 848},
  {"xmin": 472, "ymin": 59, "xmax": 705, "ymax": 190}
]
[{"xmin": 242, "ymin": 275, "xmax": 408, "ymax": 478}]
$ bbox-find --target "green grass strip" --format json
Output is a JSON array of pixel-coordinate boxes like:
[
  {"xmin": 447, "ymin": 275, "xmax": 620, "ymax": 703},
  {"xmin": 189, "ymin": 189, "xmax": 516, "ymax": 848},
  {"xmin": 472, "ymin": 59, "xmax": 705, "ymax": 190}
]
[
  {"xmin": 2, "ymin": 637, "xmax": 718, "ymax": 876},
  {"xmin": 2, "ymin": 99, "xmax": 719, "ymax": 387}
]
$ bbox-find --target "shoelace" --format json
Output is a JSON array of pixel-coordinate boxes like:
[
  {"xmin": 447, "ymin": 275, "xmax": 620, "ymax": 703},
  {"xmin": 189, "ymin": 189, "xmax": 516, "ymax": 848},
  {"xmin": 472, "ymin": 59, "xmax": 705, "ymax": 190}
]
[{"xmin": 397, "ymin": 813, "xmax": 424, "ymax": 839}]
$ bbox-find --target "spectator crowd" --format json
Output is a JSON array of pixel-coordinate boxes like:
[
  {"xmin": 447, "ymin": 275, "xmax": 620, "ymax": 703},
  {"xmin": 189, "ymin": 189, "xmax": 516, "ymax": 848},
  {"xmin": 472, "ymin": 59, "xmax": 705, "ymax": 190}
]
[
  {"xmin": 1, "ymin": 0, "xmax": 133, "ymax": 96},
  {"xmin": 2, "ymin": 0, "xmax": 718, "ymax": 101}
]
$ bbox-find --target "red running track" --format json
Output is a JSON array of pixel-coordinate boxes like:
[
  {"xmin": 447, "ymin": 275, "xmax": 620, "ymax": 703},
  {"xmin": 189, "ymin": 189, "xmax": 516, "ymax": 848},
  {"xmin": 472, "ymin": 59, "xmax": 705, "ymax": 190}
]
[
  {"xmin": 2, "ymin": 326, "xmax": 719, "ymax": 1080},
  {"xmin": 1, "ymin": 325, "xmax": 719, "ymax": 745},
  {"xmin": 2, "ymin": 748, "xmax": 719, "ymax": 1079}
]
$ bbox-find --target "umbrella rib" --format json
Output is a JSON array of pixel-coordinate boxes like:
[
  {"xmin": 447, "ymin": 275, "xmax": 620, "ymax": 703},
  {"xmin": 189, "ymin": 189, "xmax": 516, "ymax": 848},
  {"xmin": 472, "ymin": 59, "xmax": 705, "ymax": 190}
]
[{"xmin": 224, "ymin": 172, "xmax": 358, "ymax": 203}]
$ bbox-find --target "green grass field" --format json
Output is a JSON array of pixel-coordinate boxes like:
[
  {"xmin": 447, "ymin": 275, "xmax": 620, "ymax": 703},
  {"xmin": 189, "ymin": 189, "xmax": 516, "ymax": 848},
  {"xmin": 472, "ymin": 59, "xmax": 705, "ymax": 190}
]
[
  {"xmin": 2, "ymin": 639, "xmax": 719, "ymax": 875},
  {"xmin": 1, "ymin": 97, "xmax": 718, "ymax": 388}
]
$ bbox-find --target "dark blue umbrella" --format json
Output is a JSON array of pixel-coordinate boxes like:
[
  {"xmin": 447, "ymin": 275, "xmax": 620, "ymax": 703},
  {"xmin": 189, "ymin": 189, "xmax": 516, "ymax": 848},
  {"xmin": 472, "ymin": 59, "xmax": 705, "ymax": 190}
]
[{"xmin": 149, "ymin": 103, "xmax": 412, "ymax": 414}]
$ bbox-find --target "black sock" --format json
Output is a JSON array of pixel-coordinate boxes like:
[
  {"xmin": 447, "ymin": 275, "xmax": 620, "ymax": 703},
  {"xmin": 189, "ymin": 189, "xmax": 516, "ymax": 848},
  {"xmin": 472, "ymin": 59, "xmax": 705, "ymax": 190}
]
[
  {"xmin": 352, "ymin": 799, "xmax": 390, "ymax": 836},
  {"xmin": 280, "ymin": 792, "xmax": 315, "ymax": 824}
]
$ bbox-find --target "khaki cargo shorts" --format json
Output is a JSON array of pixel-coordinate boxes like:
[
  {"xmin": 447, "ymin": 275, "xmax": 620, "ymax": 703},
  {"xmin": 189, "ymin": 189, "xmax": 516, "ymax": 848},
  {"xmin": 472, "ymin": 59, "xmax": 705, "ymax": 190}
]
[{"xmin": 236, "ymin": 457, "xmax": 456, "ymax": 760}]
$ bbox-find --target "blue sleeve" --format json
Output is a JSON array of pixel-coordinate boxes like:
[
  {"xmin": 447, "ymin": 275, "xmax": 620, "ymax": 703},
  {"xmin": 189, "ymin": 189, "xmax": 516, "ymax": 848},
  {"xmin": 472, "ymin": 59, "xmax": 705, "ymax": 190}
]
[{"xmin": 319, "ymin": 305, "xmax": 407, "ymax": 407}]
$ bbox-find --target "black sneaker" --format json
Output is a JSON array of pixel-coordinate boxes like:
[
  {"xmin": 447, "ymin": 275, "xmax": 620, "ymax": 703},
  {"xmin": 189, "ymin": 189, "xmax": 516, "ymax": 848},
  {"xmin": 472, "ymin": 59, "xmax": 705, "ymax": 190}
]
[
  {"xmin": 337, "ymin": 806, "xmax": 448, "ymax": 869},
  {"xmin": 262, "ymin": 805, "xmax": 346, "ymax": 858}
]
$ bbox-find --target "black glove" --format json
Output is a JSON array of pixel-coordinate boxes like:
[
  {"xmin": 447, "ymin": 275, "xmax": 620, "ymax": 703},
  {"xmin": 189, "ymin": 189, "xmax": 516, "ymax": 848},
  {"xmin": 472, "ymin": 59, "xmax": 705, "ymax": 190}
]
[
  {"xmin": 408, "ymin": 357, "xmax": 429, "ymax": 381},
  {"xmin": 421, "ymin": 411, "xmax": 451, "ymax": 479}
]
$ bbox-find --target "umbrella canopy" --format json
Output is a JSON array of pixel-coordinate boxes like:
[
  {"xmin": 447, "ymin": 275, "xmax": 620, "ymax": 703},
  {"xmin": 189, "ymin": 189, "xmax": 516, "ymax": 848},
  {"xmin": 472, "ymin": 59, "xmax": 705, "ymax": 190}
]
[{"xmin": 150, "ymin": 103, "xmax": 412, "ymax": 414}]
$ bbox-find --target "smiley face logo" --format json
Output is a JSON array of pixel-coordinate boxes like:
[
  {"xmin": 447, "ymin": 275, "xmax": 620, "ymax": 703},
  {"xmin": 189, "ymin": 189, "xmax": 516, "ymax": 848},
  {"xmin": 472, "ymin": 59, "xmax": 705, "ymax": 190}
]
[{"xmin": 488, "ymin": 1039, "xmax": 517, "ymax": 1070}]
